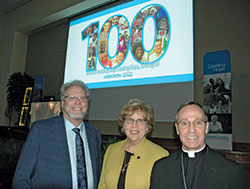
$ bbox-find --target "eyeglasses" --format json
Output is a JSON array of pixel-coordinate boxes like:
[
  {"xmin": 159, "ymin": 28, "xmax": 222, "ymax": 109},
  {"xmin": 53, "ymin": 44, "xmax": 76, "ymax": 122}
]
[
  {"xmin": 63, "ymin": 95, "xmax": 89, "ymax": 103},
  {"xmin": 124, "ymin": 118, "xmax": 147, "ymax": 126},
  {"xmin": 177, "ymin": 119, "xmax": 207, "ymax": 129}
]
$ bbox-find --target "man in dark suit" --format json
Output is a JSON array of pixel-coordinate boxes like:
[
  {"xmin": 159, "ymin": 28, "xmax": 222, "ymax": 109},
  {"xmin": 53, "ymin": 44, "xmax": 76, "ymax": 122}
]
[
  {"xmin": 150, "ymin": 101, "xmax": 247, "ymax": 189},
  {"xmin": 13, "ymin": 80, "xmax": 102, "ymax": 189}
]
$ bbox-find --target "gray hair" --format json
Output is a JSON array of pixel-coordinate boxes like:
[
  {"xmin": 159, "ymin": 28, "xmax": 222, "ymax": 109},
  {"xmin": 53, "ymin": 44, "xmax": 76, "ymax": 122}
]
[
  {"xmin": 60, "ymin": 80, "xmax": 89, "ymax": 100},
  {"xmin": 175, "ymin": 101, "xmax": 208, "ymax": 122}
]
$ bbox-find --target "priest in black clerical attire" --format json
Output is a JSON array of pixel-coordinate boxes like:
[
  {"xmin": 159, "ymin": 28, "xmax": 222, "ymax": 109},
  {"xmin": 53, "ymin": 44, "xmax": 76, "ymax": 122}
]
[{"xmin": 150, "ymin": 101, "xmax": 247, "ymax": 189}]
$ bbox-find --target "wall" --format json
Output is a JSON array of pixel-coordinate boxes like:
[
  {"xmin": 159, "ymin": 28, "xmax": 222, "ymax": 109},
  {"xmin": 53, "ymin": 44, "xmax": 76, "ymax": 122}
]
[
  {"xmin": 25, "ymin": 21, "xmax": 68, "ymax": 99},
  {"xmin": 194, "ymin": 0, "xmax": 250, "ymax": 142},
  {"xmin": 0, "ymin": 0, "xmax": 249, "ymax": 142},
  {"xmin": 0, "ymin": 0, "xmax": 115, "ymax": 126}
]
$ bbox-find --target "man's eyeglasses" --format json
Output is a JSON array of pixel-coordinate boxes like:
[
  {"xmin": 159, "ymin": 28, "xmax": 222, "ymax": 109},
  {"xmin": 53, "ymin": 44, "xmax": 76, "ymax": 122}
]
[
  {"xmin": 177, "ymin": 119, "xmax": 207, "ymax": 129},
  {"xmin": 63, "ymin": 95, "xmax": 89, "ymax": 103},
  {"xmin": 124, "ymin": 118, "xmax": 147, "ymax": 126}
]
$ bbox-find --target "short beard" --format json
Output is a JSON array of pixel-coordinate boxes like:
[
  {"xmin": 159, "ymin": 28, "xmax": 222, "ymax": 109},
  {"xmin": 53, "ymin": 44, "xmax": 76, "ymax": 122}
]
[{"xmin": 67, "ymin": 112, "xmax": 85, "ymax": 121}]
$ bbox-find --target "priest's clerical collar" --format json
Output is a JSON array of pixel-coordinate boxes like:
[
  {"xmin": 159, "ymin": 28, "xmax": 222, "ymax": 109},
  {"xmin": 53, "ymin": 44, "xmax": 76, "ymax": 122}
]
[{"xmin": 182, "ymin": 145, "xmax": 206, "ymax": 158}]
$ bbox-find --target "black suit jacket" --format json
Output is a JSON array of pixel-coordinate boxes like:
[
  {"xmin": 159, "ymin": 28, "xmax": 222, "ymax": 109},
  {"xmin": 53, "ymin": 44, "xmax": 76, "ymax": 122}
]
[
  {"xmin": 150, "ymin": 146, "xmax": 247, "ymax": 189},
  {"xmin": 13, "ymin": 115, "xmax": 102, "ymax": 189}
]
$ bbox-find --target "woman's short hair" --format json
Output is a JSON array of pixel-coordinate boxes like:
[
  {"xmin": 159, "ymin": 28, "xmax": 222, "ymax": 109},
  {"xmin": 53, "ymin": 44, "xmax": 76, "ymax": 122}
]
[
  {"xmin": 118, "ymin": 98, "xmax": 154, "ymax": 134},
  {"xmin": 60, "ymin": 80, "xmax": 89, "ymax": 100}
]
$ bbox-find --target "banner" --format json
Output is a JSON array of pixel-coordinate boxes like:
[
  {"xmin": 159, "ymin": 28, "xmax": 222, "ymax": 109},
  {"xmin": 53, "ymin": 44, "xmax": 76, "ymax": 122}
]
[{"xmin": 203, "ymin": 50, "xmax": 232, "ymax": 150}]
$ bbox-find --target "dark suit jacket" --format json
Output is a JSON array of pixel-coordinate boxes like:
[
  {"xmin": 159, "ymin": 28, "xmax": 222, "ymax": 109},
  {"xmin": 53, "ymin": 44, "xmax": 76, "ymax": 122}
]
[
  {"xmin": 12, "ymin": 115, "xmax": 102, "ymax": 189},
  {"xmin": 150, "ymin": 146, "xmax": 247, "ymax": 189}
]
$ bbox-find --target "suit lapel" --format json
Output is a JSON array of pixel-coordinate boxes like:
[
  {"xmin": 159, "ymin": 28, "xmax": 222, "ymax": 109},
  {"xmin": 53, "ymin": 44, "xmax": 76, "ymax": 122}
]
[
  {"xmin": 85, "ymin": 121, "xmax": 96, "ymax": 162},
  {"xmin": 53, "ymin": 115, "xmax": 72, "ymax": 177},
  {"xmin": 84, "ymin": 121, "xmax": 98, "ymax": 186}
]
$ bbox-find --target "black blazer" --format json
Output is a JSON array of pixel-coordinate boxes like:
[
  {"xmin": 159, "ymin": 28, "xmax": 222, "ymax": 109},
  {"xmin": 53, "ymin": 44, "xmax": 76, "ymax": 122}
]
[
  {"xmin": 150, "ymin": 146, "xmax": 247, "ymax": 189},
  {"xmin": 13, "ymin": 115, "xmax": 102, "ymax": 189}
]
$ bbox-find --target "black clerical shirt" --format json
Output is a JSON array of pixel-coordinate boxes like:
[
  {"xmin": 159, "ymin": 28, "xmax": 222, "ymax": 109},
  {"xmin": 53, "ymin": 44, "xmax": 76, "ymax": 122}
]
[{"xmin": 182, "ymin": 146, "xmax": 207, "ymax": 189}]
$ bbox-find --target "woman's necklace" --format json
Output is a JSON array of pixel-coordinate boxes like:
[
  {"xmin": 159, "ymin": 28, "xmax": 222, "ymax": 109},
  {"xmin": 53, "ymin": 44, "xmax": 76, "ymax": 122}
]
[
  {"xmin": 121, "ymin": 161, "xmax": 129, "ymax": 173},
  {"xmin": 121, "ymin": 151, "xmax": 133, "ymax": 173}
]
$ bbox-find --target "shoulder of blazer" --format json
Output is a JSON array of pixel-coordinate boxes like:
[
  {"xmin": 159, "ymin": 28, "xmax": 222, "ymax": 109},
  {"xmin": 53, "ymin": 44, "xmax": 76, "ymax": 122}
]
[
  {"xmin": 108, "ymin": 139, "xmax": 125, "ymax": 149},
  {"xmin": 105, "ymin": 140, "xmax": 126, "ymax": 155},
  {"xmin": 32, "ymin": 115, "xmax": 63, "ymax": 125},
  {"xmin": 31, "ymin": 115, "xmax": 64, "ymax": 131},
  {"xmin": 84, "ymin": 121, "xmax": 101, "ymax": 136}
]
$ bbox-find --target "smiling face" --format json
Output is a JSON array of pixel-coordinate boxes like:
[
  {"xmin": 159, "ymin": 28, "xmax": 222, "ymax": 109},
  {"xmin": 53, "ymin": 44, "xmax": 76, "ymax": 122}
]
[
  {"xmin": 154, "ymin": 40, "xmax": 162, "ymax": 56},
  {"xmin": 123, "ymin": 111, "xmax": 148, "ymax": 145},
  {"xmin": 112, "ymin": 16, "xmax": 119, "ymax": 25},
  {"xmin": 135, "ymin": 46, "xmax": 144, "ymax": 60},
  {"xmin": 103, "ymin": 22, "xmax": 111, "ymax": 33},
  {"xmin": 175, "ymin": 105, "xmax": 209, "ymax": 151},
  {"xmin": 61, "ymin": 86, "xmax": 88, "ymax": 126},
  {"xmin": 116, "ymin": 51, "xmax": 125, "ymax": 64}
]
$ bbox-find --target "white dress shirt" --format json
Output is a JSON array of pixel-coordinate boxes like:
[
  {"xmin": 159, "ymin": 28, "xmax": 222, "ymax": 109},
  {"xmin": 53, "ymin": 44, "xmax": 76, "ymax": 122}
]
[{"xmin": 64, "ymin": 117, "xmax": 94, "ymax": 189}]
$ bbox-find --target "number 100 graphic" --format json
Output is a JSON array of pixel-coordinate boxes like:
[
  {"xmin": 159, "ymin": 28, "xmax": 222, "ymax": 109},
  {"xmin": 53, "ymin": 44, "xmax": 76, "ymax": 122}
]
[{"xmin": 81, "ymin": 4, "xmax": 170, "ymax": 71}]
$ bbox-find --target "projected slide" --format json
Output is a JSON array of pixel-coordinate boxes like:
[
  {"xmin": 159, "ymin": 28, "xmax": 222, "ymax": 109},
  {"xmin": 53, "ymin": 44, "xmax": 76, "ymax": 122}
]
[{"xmin": 65, "ymin": 0, "xmax": 193, "ymax": 89}]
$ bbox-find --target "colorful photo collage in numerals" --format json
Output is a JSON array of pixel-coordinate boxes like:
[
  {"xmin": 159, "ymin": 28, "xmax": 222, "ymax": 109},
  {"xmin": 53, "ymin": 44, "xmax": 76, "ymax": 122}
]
[
  {"xmin": 85, "ymin": 22, "xmax": 98, "ymax": 71},
  {"xmin": 99, "ymin": 16, "xmax": 129, "ymax": 69},
  {"xmin": 131, "ymin": 5, "xmax": 169, "ymax": 63}
]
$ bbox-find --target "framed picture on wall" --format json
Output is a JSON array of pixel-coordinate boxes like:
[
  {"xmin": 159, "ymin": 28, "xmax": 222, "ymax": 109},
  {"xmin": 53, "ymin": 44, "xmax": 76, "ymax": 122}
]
[
  {"xmin": 19, "ymin": 106, "xmax": 29, "ymax": 126},
  {"xmin": 23, "ymin": 87, "xmax": 33, "ymax": 106}
]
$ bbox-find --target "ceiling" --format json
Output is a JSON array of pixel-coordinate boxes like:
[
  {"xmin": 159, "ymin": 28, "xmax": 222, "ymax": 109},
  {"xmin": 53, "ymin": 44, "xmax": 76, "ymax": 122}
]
[{"xmin": 0, "ymin": 0, "xmax": 31, "ymax": 16}]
